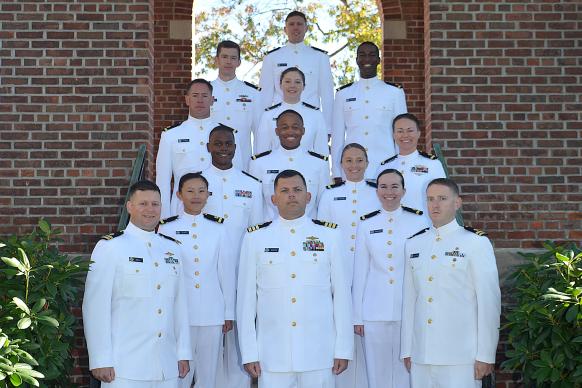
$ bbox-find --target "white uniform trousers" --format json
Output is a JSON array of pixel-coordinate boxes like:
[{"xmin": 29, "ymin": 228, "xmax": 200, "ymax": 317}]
[
  {"xmin": 411, "ymin": 363, "xmax": 481, "ymax": 388},
  {"xmin": 215, "ymin": 323, "xmax": 251, "ymax": 388},
  {"xmin": 103, "ymin": 378, "xmax": 178, "ymax": 388},
  {"xmin": 259, "ymin": 368, "xmax": 334, "ymax": 388},
  {"xmin": 363, "ymin": 321, "xmax": 409, "ymax": 388},
  {"xmin": 335, "ymin": 334, "xmax": 368, "ymax": 388},
  {"xmin": 180, "ymin": 325, "xmax": 222, "ymax": 388}
]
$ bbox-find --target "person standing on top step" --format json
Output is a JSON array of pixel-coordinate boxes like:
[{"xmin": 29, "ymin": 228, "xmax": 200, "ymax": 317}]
[
  {"xmin": 331, "ymin": 42, "xmax": 407, "ymax": 180},
  {"xmin": 156, "ymin": 79, "xmax": 218, "ymax": 218},
  {"xmin": 259, "ymin": 10, "xmax": 334, "ymax": 130},
  {"xmin": 211, "ymin": 40, "xmax": 261, "ymax": 171}
]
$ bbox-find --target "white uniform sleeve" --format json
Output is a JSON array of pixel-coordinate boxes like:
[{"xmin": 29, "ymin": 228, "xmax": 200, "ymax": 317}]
[
  {"xmin": 156, "ymin": 132, "xmax": 173, "ymax": 218},
  {"xmin": 352, "ymin": 224, "xmax": 370, "ymax": 325},
  {"xmin": 218, "ymin": 228, "xmax": 236, "ymax": 321},
  {"xmin": 319, "ymin": 53, "xmax": 335, "ymax": 131},
  {"xmin": 82, "ymin": 241, "xmax": 116, "ymax": 369},
  {"xmin": 313, "ymin": 111, "xmax": 329, "ymax": 156},
  {"xmin": 395, "ymin": 87, "xmax": 408, "ymax": 116},
  {"xmin": 259, "ymin": 54, "xmax": 275, "ymax": 111},
  {"xmin": 330, "ymin": 227, "xmax": 353, "ymax": 360},
  {"xmin": 236, "ymin": 233, "xmax": 259, "ymax": 364},
  {"xmin": 173, "ymin": 252, "xmax": 193, "ymax": 360},
  {"xmin": 331, "ymin": 90, "xmax": 346, "ymax": 178},
  {"xmin": 250, "ymin": 181, "xmax": 264, "ymax": 226},
  {"xmin": 316, "ymin": 190, "xmax": 332, "ymax": 223},
  {"xmin": 253, "ymin": 111, "xmax": 274, "ymax": 155},
  {"xmin": 315, "ymin": 160, "xmax": 331, "ymax": 213},
  {"xmin": 400, "ymin": 240, "xmax": 416, "ymax": 359},
  {"xmin": 471, "ymin": 237, "xmax": 501, "ymax": 363}
]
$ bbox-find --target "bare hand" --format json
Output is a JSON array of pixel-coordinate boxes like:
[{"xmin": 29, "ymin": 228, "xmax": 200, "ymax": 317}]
[
  {"xmin": 354, "ymin": 325, "xmax": 364, "ymax": 336},
  {"xmin": 474, "ymin": 360, "xmax": 494, "ymax": 380},
  {"xmin": 178, "ymin": 360, "xmax": 190, "ymax": 378},
  {"xmin": 223, "ymin": 320, "xmax": 234, "ymax": 333},
  {"xmin": 91, "ymin": 367, "xmax": 115, "ymax": 383},
  {"xmin": 403, "ymin": 357, "xmax": 411, "ymax": 372},
  {"xmin": 244, "ymin": 361, "xmax": 262, "ymax": 378},
  {"xmin": 332, "ymin": 359, "xmax": 348, "ymax": 375}
]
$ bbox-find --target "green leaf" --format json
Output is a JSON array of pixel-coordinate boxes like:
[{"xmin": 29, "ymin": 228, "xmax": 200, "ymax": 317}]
[
  {"xmin": 17, "ymin": 248, "xmax": 29, "ymax": 270},
  {"xmin": 31, "ymin": 298, "xmax": 46, "ymax": 314},
  {"xmin": 18, "ymin": 373, "xmax": 40, "ymax": 387},
  {"xmin": 17, "ymin": 318, "xmax": 31, "ymax": 330},
  {"xmin": 10, "ymin": 373, "xmax": 22, "ymax": 386},
  {"xmin": 38, "ymin": 219, "xmax": 51, "ymax": 235},
  {"xmin": 1, "ymin": 257, "xmax": 25, "ymax": 272},
  {"xmin": 565, "ymin": 305, "xmax": 578, "ymax": 323},
  {"xmin": 12, "ymin": 298, "xmax": 30, "ymax": 315},
  {"xmin": 36, "ymin": 316, "xmax": 59, "ymax": 327}
]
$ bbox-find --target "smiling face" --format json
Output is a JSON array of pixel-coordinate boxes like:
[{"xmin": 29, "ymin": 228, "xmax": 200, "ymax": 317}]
[
  {"xmin": 127, "ymin": 190, "xmax": 162, "ymax": 231},
  {"xmin": 215, "ymin": 47, "xmax": 241, "ymax": 81},
  {"xmin": 427, "ymin": 183, "xmax": 461, "ymax": 228},
  {"xmin": 185, "ymin": 82, "xmax": 213, "ymax": 119},
  {"xmin": 376, "ymin": 172, "xmax": 406, "ymax": 212},
  {"xmin": 271, "ymin": 175, "xmax": 311, "ymax": 220},
  {"xmin": 280, "ymin": 70, "xmax": 305, "ymax": 103},
  {"xmin": 207, "ymin": 129, "xmax": 236, "ymax": 170},
  {"xmin": 284, "ymin": 15, "xmax": 308, "ymax": 44},
  {"xmin": 356, "ymin": 43, "xmax": 380, "ymax": 79},
  {"xmin": 341, "ymin": 147, "xmax": 368, "ymax": 182},
  {"xmin": 393, "ymin": 117, "xmax": 421, "ymax": 155},
  {"xmin": 275, "ymin": 111, "xmax": 304, "ymax": 150},
  {"xmin": 177, "ymin": 177, "xmax": 209, "ymax": 216}
]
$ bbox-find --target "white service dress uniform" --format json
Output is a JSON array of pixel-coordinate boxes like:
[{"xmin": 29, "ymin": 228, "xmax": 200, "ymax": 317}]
[
  {"xmin": 377, "ymin": 150, "xmax": 446, "ymax": 222},
  {"xmin": 353, "ymin": 207, "xmax": 428, "ymax": 388},
  {"xmin": 254, "ymin": 101, "xmax": 329, "ymax": 156},
  {"xmin": 210, "ymin": 77, "xmax": 261, "ymax": 171},
  {"xmin": 317, "ymin": 179, "xmax": 380, "ymax": 388},
  {"xmin": 401, "ymin": 220, "xmax": 501, "ymax": 388},
  {"xmin": 259, "ymin": 42, "xmax": 334, "ymax": 129},
  {"xmin": 200, "ymin": 165, "xmax": 263, "ymax": 388},
  {"xmin": 158, "ymin": 213, "xmax": 236, "ymax": 388},
  {"xmin": 237, "ymin": 216, "xmax": 353, "ymax": 388},
  {"xmin": 248, "ymin": 147, "xmax": 331, "ymax": 221},
  {"xmin": 82, "ymin": 222, "xmax": 192, "ymax": 388},
  {"xmin": 331, "ymin": 78, "xmax": 407, "ymax": 179},
  {"xmin": 156, "ymin": 116, "xmax": 218, "ymax": 218}
]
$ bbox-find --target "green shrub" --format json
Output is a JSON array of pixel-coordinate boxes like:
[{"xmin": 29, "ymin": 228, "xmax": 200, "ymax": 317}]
[
  {"xmin": 502, "ymin": 242, "xmax": 582, "ymax": 388},
  {"xmin": 0, "ymin": 219, "xmax": 90, "ymax": 387}
]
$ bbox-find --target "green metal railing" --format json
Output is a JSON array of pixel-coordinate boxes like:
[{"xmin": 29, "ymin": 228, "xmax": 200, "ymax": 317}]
[
  {"xmin": 433, "ymin": 143, "xmax": 464, "ymax": 226},
  {"xmin": 117, "ymin": 144, "xmax": 147, "ymax": 230}
]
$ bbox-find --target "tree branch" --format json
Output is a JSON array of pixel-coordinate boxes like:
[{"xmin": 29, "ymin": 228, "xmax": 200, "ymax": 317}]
[{"xmin": 329, "ymin": 41, "xmax": 349, "ymax": 58}]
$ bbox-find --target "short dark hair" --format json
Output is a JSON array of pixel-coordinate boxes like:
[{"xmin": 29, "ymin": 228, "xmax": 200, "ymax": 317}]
[
  {"xmin": 216, "ymin": 40, "xmax": 241, "ymax": 58},
  {"xmin": 178, "ymin": 172, "xmax": 209, "ymax": 193},
  {"xmin": 274, "ymin": 169, "xmax": 307, "ymax": 190},
  {"xmin": 186, "ymin": 78, "xmax": 213, "ymax": 94},
  {"xmin": 427, "ymin": 178, "xmax": 459, "ymax": 196},
  {"xmin": 128, "ymin": 180, "xmax": 160, "ymax": 200},
  {"xmin": 285, "ymin": 10, "xmax": 307, "ymax": 23},
  {"xmin": 208, "ymin": 124, "xmax": 235, "ymax": 142},
  {"xmin": 376, "ymin": 168, "xmax": 405, "ymax": 189},
  {"xmin": 392, "ymin": 113, "xmax": 421, "ymax": 132},
  {"xmin": 341, "ymin": 143, "xmax": 368, "ymax": 162},
  {"xmin": 280, "ymin": 66, "xmax": 306, "ymax": 85},
  {"xmin": 276, "ymin": 109, "xmax": 304, "ymax": 125},
  {"xmin": 357, "ymin": 41, "xmax": 379, "ymax": 56}
]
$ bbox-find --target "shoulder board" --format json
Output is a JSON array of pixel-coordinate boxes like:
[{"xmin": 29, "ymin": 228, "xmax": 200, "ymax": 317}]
[
  {"xmin": 312, "ymin": 219, "xmax": 337, "ymax": 229},
  {"xmin": 251, "ymin": 150, "xmax": 272, "ymax": 160},
  {"xmin": 402, "ymin": 206, "xmax": 423, "ymax": 215},
  {"xmin": 244, "ymin": 81, "xmax": 260, "ymax": 91},
  {"xmin": 163, "ymin": 121, "xmax": 184, "ymax": 132},
  {"xmin": 158, "ymin": 233, "xmax": 182, "ymax": 244},
  {"xmin": 384, "ymin": 80, "xmax": 403, "ymax": 89},
  {"xmin": 326, "ymin": 181, "xmax": 345, "ymax": 189},
  {"xmin": 366, "ymin": 180, "xmax": 377, "ymax": 188},
  {"xmin": 308, "ymin": 150, "xmax": 329, "ymax": 161},
  {"xmin": 100, "ymin": 231, "xmax": 123, "ymax": 240},
  {"xmin": 242, "ymin": 170, "xmax": 261, "ymax": 182},
  {"xmin": 203, "ymin": 213, "xmax": 224, "ymax": 224},
  {"xmin": 408, "ymin": 227, "xmax": 429, "ymax": 239},
  {"xmin": 360, "ymin": 210, "xmax": 381, "ymax": 221},
  {"xmin": 159, "ymin": 215, "xmax": 179, "ymax": 225},
  {"xmin": 464, "ymin": 226, "xmax": 488, "ymax": 236},
  {"xmin": 380, "ymin": 154, "xmax": 398, "ymax": 165},
  {"xmin": 336, "ymin": 82, "xmax": 354, "ymax": 92},
  {"xmin": 218, "ymin": 122, "xmax": 238, "ymax": 134},
  {"xmin": 247, "ymin": 221, "xmax": 272, "ymax": 233},
  {"xmin": 419, "ymin": 150, "xmax": 438, "ymax": 160},
  {"xmin": 266, "ymin": 46, "xmax": 281, "ymax": 55},
  {"xmin": 302, "ymin": 102, "xmax": 319, "ymax": 110},
  {"xmin": 311, "ymin": 46, "xmax": 328, "ymax": 54},
  {"xmin": 265, "ymin": 102, "xmax": 282, "ymax": 111}
]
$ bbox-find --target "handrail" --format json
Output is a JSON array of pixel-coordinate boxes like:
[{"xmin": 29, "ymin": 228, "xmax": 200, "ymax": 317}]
[
  {"xmin": 117, "ymin": 144, "xmax": 147, "ymax": 230},
  {"xmin": 433, "ymin": 143, "xmax": 464, "ymax": 226}
]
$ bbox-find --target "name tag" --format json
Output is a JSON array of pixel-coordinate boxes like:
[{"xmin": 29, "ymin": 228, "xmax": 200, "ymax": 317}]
[
  {"xmin": 370, "ymin": 229, "xmax": 383, "ymax": 234},
  {"xmin": 235, "ymin": 190, "xmax": 252, "ymax": 198},
  {"xmin": 333, "ymin": 196, "xmax": 346, "ymax": 201},
  {"xmin": 267, "ymin": 170, "xmax": 279, "ymax": 174},
  {"xmin": 129, "ymin": 257, "xmax": 143, "ymax": 263},
  {"xmin": 411, "ymin": 165, "xmax": 428, "ymax": 174},
  {"xmin": 277, "ymin": 63, "xmax": 288, "ymax": 67},
  {"xmin": 445, "ymin": 250, "xmax": 465, "ymax": 258},
  {"xmin": 410, "ymin": 253, "xmax": 419, "ymax": 258},
  {"xmin": 346, "ymin": 97, "xmax": 356, "ymax": 102},
  {"xmin": 165, "ymin": 257, "xmax": 179, "ymax": 264},
  {"xmin": 178, "ymin": 139, "xmax": 190, "ymax": 143},
  {"xmin": 264, "ymin": 248, "xmax": 279, "ymax": 252},
  {"xmin": 175, "ymin": 231, "xmax": 189, "ymax": 235},
  {"xmin": 236, "ymin": 98, "xmax": 252, "ymax": 103}
]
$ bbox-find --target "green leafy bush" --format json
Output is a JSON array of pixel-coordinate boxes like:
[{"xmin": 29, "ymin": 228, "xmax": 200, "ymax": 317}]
[
  {"xmin": 502, "ymin": 242, "xmax": 582, "ymax": 387},
  {"xmin": 0, "ymin": 220, "xmax": 90, "ymax": 387}
]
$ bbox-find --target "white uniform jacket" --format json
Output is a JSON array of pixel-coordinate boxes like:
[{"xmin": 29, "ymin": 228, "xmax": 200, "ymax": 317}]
[
  {"xmin": 237, "ymin": 216, "xmax": 353, "ymax": 372},
  {"xmin": 82, "ymin": 222, "xmax": 191, "ymax": 380},
  {"xmin": 401, "ymin": 220, "xmax": 501, "ymax": 365},
  {"xmin": 377, "ymin": 150, "xmax": 446, "ymax": 220},
  {"xmin": 317, "ymin": 179, "xmax": 380, "ymax": 284},
  {"xmin": 248, "ymin": 147, "xmax": 331, "ymax": 221},
  {"xmin": 201, "ymin": 165, "xmax": 264, "ymax": 246},
  {"xmin": 211, "ymin": 77, "xmax": 261, "ymax": 170},
  {"xmin": 156, "ymin": 116, "xmax": 219, "ymax": 218},
  {"xmin": 254, "ymin": 101, "xmax": 329, "ymax": 156},
  {"xmin": 352, "ymin": 207, "xmax": 428, "ymax": 325},
  {"xmin": 158, "ymin": 212, "xmax": 235, "ymax": 326},
  {"xmin": 331, "ymin": 78, "xmax": 407, "ymax": 178},
  {"xmin": 259, "ymin": 42, "xmax": 334, "ymax": 129}
]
